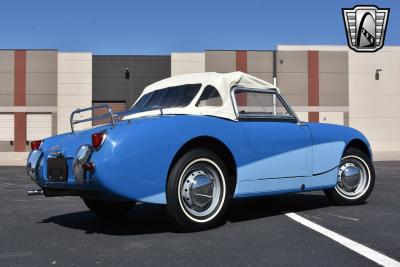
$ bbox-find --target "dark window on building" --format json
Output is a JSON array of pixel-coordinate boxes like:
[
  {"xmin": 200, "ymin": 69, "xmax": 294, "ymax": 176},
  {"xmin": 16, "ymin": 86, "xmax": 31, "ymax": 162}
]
[
  {"xmin": 131, "ymin": 84, "xmax": 201, "ymax": 112},
  {"xmin": 196, "ymin": 85, "xmax": 223, "ymax": 107}
]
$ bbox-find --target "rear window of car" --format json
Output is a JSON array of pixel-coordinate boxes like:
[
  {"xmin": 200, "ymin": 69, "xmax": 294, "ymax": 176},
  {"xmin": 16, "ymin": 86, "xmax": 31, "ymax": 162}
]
[
  {"xmin": 131, "ymin": 84, "xmax": 202, "ymax": 112},
  {"xmin": 196, "ymin": 85, "xmax": 223, "ymax": 107}
]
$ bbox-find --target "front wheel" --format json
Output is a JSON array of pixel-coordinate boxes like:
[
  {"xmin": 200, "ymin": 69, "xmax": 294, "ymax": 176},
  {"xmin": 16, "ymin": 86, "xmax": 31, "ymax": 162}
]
[
  {"xmin": 83, "ymin": 198, "xmax": 136, "ymax": 219},
  {"xmin": 324, "ymin": 147, "xmax": 375, "ymax": 205},
  {"xmin": 166, "ymin": 148, "xmax": 231, "ymax": 231}
]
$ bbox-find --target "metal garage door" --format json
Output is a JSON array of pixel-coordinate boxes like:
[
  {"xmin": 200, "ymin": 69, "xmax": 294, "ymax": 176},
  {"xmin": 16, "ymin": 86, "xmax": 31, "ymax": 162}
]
[
  {"xmin": 27, "ymin": 114, "xmax": 52, "ymax": 141},
  {"xmin": 92, "ymin": 102, "xmax": 126, "ymax": 126},
  {"xmin": 0, "ymin": 114, "xmax": 14, "ymax": 141}
]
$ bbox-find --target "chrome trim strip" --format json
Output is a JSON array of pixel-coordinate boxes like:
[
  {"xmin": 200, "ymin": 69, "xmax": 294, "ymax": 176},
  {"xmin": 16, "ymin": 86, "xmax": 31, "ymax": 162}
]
[
  {"xmin": 70, "ymin": 104, "xmax": 115, "ymax": 133},
  {"xmin": 230, "ymin": 86, "xmax": 299, "ymax": 122}
]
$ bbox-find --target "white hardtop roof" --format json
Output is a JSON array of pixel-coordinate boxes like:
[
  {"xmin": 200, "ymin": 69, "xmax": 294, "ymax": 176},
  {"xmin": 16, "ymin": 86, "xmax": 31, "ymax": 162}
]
[{"xmin": 124, "ymin": 72, "xmax": 277, "ymax": 121}]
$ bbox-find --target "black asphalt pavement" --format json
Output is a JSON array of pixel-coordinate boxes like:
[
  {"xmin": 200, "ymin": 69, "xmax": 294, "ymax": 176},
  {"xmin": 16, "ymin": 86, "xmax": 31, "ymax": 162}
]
[{"xmin": 0, "ymin": 162, "xmax": 399, "ymax": 266}]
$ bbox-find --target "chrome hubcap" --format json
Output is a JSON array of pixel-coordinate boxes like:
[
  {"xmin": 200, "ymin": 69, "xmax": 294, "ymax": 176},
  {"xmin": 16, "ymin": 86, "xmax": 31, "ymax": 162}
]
[
  {"xmin": 336, "ymin": 156, "xmax": 370, "ymax": 199},
  {"xmin": 179, "ymin": 162, "xmax": 222, "ymax": 218},
  {"xmin": 339, "ymin": 164, "xmax": 361, "ymax": 191},
  {"xmin": 182, "ymin": 170, "xmax": 214, "ymax": 209}
]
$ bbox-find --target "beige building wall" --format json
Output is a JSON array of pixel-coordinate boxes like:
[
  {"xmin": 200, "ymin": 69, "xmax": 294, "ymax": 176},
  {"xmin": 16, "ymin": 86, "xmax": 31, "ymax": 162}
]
[
  {"xmin": 276, "ymin": 51, "xmax": 308, "ymax": 106},
  {"xmin": 278, "ymin": 45, "xmax": 400, "ymax": 152},
  {"xmin": 348, "ymin": 47, "xmax": 400, "ymax": 152},
  {"xmin": 319, "ymin": 51, "xmax": 348, "ymax": 107},
  {"xmin": 247, "ymin": 51, "xmax": 273, "ymax": 83},
  {"xmin": 26, "ymin": 114, "xmax": 52, "ymax": 141},
  {"xmin": 26, "ymin": 50, "xmax": 58, "ymax": 106},
  {"xmin": 57, "ymin": 52, "xmax": 92, "ymax": 133},
  {"xmin": 171, "ymin": 52, "xmax": 205, "ymax": 76},
  {"xmin": 319, "ymin": 112, "xmax": 344, "ymax": 125},
  {"xmin": 205, "ymin": 51, "xmax": 236, "ymax": 72},
  {"xmin": 0, "ymin": 114, "xmax": 14, "ymax": 141},
  {"xmin": 0, "ymin": 51, "xmax": 14, "ymax": 107},
  {"xmin": 278, "ymin": 45, "xmax": 349, "ymax": 51},
  {"xmin": 292, "ymin": 108, "xmax": 346, "ymax": 125},
  {"xmin": 0, "ymin": 50, "xmax": 14, "ymax": 152}
]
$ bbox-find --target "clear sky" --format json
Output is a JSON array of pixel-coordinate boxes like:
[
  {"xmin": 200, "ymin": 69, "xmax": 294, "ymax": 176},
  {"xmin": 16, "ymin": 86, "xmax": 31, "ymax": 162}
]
[{"xmin": 0, "ymin": 0, "xmax": 398, "ymax": 54}]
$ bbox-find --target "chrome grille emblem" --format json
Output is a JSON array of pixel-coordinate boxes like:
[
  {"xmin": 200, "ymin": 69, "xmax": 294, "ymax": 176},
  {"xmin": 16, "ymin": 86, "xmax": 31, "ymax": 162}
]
[{"xmin": 342, "ymin": 5, "xmax": 390, "ymax": 52}]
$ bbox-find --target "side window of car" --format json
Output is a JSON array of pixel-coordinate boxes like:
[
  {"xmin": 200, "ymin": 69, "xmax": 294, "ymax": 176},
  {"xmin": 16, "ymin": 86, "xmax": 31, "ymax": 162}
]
[
  {"xmin": 196, "ymin": 85, "xmax": 223, "ymax": 107},
  {"xmin": 234, "ymin": 90, "xmax": 294, "ymax": 119}
]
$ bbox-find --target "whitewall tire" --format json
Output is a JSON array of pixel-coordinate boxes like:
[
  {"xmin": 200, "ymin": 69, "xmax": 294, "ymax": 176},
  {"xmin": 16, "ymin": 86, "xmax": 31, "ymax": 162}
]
[
  {"xmin": 324, "ymin": 147, "xmax": 375, "ymax": 205},
  {"xmin": 166, "ymin": 148, "xmax": 230, "ymax": 231}
]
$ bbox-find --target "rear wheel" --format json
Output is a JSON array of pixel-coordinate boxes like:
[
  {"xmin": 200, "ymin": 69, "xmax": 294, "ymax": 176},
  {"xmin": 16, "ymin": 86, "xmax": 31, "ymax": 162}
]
[
  {"xmin": 83, "ymin": 198, "xmax": 136, "ymax": 219},
  {"xmin": 166, "ymin": 148, "xmax": 231, "ymax": 231},
  {"xmin": 324, "ymin": 147, "xmax": 375, "ymax": 205}
]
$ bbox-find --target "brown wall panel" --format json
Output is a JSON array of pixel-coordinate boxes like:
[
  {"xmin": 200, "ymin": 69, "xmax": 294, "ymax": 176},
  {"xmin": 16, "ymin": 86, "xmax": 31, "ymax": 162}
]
[
  {"xmin": 14, "ymin": 112, "xmax": 26, "ymax": 152},
  {"xmin": 308, "ymin": 51, "xmax": 319, "ymax": 122},
  {"xmin": 14, "ymin": 50, "xmax": 26, "ymax": 106},
  {"xmin": 236, "ymin": 51, "xmax": 247, "ymax": 72},
  {"xmin": 14, "ymin": 51, "xmax": 27, "ymax": 151},
  {"xmin": 235, "ymin": 51, "xmax": 247, "ymax": 105}
]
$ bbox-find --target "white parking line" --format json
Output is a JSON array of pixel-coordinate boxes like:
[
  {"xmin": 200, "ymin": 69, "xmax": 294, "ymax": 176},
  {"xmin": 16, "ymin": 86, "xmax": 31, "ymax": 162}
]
[{"xmin": 285, "ymin": 212, "xmax": 400, "ymax": 267}]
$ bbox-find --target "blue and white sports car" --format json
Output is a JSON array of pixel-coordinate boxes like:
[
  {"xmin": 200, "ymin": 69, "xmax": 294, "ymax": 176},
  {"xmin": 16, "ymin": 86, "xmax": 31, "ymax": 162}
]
[{"xmin": 27, "ymin": 72, "xmax": 375, "ymax": 231}]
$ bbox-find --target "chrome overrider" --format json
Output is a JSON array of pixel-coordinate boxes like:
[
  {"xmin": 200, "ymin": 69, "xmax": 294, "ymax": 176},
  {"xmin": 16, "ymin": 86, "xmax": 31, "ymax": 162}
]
[
  {"xmin": 26, "ymin": 149, "xmax": 44, "ymax": 195},
  {"xmin": 73, "ymin": 145, "xmax": 94, "ymax": 183},
  {"xmin": 26, "ymin": 149, "xmax": 43, "ymax": 182}
]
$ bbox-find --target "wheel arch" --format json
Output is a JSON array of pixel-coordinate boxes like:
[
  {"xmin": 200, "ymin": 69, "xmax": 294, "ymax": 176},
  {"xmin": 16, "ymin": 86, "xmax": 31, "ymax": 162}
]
[
  {"xmin": 344, "ymin": 139, "xmax": 372, "ymax": 159},
  {"xmin": 167, "ymin": 136, "xmax": 237, "ymax": 195}
]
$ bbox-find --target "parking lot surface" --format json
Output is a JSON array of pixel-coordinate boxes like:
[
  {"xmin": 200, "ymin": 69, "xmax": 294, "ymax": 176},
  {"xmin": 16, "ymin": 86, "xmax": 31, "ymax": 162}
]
[{"xmin": 0, "ymin": 162, "xmax": 399, "ymax": 266}]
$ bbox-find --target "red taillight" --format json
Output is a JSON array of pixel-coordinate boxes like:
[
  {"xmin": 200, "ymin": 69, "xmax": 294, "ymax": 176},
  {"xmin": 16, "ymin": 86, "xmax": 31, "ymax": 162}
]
[
  {"xmin": 92, "ymin": 131, "xmax": 106, "ymax": 150},
  {"xmin": 31, "ymin": 140, "xmax": 43, "ymax": 150},
  {"xmin": 82, "ymin": 162, "xmax": 95, "ymax": 172}
]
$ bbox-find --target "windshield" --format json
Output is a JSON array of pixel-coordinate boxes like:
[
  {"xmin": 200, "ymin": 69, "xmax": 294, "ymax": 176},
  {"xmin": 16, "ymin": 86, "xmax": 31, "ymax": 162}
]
[{"xmin": 130, "ymin": 83, "xmax": 202, "ymax": 112}]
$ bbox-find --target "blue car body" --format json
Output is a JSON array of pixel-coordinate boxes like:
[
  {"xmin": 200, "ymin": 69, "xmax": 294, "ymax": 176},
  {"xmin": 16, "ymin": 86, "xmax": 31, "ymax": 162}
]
[{"xmin": 28, "ymin": 114, "xmax": 371, "ymax": 204}]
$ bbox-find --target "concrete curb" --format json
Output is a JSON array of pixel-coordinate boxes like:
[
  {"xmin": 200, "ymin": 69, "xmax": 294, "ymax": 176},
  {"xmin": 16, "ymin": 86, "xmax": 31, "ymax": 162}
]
[
  {"xmin": 373, "ymin": 151, "xmax": 400, "ymax": 162},
  {"xmin": 0, "ymin": 152, "xmax": 29, "ymax": 166}
]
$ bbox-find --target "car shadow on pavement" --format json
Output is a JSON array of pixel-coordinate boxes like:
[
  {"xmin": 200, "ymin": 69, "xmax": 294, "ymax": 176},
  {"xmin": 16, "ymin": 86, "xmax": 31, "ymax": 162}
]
[
  {"xmin": 40, "ymin": 203, "xmax": 171, "ymax": 235},
  {"xmin": 40, "ymin": 192, "xmax": 332, "ymax": 235},
  {"xmin": 227, "ymin": 192, "xmax": 332, "ymax": 223}
]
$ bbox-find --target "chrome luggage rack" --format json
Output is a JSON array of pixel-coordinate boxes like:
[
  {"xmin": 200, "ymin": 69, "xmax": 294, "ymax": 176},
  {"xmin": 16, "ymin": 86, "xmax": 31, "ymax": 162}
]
[
  {"xmin": 70, "ymin": 104, "xmax": 116, "ymax": 133},
  {"xmin": 70, "ymin": 104, "xmax": 165, "ymax": 133}
]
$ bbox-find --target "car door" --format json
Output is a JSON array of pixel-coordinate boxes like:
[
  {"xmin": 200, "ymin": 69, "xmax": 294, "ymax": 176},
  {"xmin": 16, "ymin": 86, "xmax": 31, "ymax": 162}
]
[{"xmin": 233, "ymin": 88, "xmax": 312, "ymax": 180}]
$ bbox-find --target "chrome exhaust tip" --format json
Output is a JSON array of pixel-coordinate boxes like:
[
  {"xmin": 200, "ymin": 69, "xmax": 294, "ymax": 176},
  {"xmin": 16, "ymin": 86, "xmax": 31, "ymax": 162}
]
[{"xmin": 27, "ymin": 189, "xmax": 44, "ymax": 196}]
